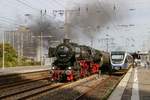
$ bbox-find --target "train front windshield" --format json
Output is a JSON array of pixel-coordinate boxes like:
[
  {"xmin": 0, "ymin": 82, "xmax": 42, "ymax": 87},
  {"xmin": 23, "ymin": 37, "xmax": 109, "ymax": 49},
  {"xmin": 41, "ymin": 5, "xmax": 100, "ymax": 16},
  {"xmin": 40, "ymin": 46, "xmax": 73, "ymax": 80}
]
[{"xmin": 111, "ymin": 53, "xmax": 124, "ymax": 64}]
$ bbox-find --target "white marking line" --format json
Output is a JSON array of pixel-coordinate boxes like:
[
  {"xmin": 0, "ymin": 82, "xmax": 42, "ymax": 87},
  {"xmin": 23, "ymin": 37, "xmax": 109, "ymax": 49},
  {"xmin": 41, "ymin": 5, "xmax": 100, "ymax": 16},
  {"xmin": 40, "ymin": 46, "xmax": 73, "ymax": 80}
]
[
  {"xmin": 108, "ymin": 68, "xmax": 132, "ymax": 100},
  {"xmin": 131, "ymin": 67, "xmax": 139, "ymax": 100}
]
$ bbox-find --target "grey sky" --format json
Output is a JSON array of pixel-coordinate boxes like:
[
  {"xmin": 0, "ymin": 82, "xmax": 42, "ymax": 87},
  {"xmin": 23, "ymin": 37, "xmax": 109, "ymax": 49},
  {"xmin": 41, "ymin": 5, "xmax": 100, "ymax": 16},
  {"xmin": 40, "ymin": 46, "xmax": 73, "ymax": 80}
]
[{"xmin": 0, "ymin": 0, "xmax": 150, "ymax": 52}]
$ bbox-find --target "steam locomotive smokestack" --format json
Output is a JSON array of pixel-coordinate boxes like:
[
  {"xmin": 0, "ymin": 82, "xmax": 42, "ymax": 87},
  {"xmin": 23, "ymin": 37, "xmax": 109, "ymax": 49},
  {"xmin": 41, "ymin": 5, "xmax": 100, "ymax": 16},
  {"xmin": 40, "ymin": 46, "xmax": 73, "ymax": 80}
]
[{"xmin": 63, "ymin": 38, "xmax": 70, "ymax": 44}]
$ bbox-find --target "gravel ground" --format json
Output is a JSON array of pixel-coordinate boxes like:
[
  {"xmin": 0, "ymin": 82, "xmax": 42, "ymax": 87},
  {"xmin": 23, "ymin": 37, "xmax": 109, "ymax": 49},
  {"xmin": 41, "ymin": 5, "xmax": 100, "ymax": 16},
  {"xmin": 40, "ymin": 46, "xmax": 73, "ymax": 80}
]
[
  {"xmin": 0, "ymin": 75, "xmax": 98, "ymax": 100},
  {"xmin": 0, "ymin": 70, "xmax": 51, "ymax": 100},
  {"xmin": 0, "ymin": 73, "xmax": 124, "ymax": 100},
  {"xmin": 0, "ymin": 71, "xmax": 49, "ymax": 86},
  {"xmin": 77, "ymin": 75, "xmax": 123, "ymax": 100},
  {"xmin": 1, "ymin": 83, "xmax": 64, "ymax": 100},
  {"xmin": 29, "ymin": 75, "xmax": 109, "ymax": 100},
  {"xmin": 0, "ymin": 79, "xmax": 50, "ymax": 97}
]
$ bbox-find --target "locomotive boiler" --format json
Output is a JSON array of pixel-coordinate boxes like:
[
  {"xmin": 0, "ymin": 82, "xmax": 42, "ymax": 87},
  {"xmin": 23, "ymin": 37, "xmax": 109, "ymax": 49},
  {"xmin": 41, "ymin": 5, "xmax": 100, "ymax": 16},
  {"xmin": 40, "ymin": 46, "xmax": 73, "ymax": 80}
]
[{"xmin": 49, "ymin": 39, "xmax": 111, "ymax": 81}]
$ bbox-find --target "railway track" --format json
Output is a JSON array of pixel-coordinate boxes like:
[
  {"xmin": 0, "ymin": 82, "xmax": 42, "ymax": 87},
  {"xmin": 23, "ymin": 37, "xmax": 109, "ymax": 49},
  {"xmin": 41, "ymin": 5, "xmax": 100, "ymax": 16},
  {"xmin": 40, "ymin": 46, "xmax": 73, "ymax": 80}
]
[
  {"xmin": 0, "ymin": 69, "xmax": 97, "ymax": 100},
  {"xmin": 0, "ymin": 77, "xmax": 48, "ymax": 90},
  {"xmin": 0, "ymin": 68, "xmax": 129, "ymax": 100},
  {"xmin": 26, "ymin": 75, "xmax": 108, "ymax": 100},
  {"xmin": 75, "ymin": 75, "xmax": 124, "ymax": 100},
  {"xmin": 0, "ymin": 74, "xmax": 97, "ymax": 100},
  {"xmin": 74, "ymin": 68, "xmax": 130, "ymax": 100},
  {"xmin": 0, "ymin": 70, "xmax": 57, "ymax": 100},
  {"xmin": 31, "ymin": 70, "xmax": 127, "ymax": 100},
  {"xmin": 0, "ymin": 82, "xmax": 66, "ymax": 100},
  {"xmin": 21, "ymin": 74, "xmax": 100, "ymax": 100},
  {"xmin": 0, "ymin": 70, "xmax": 50, "ymax": 86}
]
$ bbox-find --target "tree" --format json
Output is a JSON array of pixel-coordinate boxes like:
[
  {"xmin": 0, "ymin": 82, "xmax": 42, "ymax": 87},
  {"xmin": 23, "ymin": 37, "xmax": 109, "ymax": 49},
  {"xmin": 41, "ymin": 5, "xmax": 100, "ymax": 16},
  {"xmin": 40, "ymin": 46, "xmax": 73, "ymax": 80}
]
[{"xmin": 0, "ymin": 43, "xmax": 18, "ymax": 67}]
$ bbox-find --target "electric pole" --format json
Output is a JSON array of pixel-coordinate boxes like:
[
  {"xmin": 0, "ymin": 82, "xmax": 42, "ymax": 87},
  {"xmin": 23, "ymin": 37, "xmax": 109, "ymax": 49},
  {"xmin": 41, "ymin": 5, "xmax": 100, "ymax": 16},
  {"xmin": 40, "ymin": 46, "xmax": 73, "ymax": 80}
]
[
  {"xmin": 99, "ymin": 34, "xmax": 114, "ymax": 52},
  {"xmin": 53, "ymin": 6, "xmax": 80, "ymax": 39},
  {"xmin": 32, "ymin": 35, "xmax": 54, "ymax": 66},
  {"xmin": 38, "ymin": 9, "xmax": 46, "ymax": 66},
  {"xmin": 2, "ymin": 31, "xmax": 5, "ymax": 69}
]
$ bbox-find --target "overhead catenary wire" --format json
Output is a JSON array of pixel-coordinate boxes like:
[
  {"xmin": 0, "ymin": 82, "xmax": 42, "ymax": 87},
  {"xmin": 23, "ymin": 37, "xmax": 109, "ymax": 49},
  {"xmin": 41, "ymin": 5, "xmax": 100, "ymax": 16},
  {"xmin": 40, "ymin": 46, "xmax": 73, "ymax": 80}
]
[
  {"xmin": 48, "ymin": 0, "xmax": 64, "ymax": 8},
  {"xmin": 0, "ymin": 19, "xmax": 23, "ymax": 26},
  {"xmin": 15, "ymin": 0, "xmax": 40, "ymax": 11},
  {"xmin": 99, "ymin": 0, "xmax": 134, "ymax": 49},
  {"xmin": 97, "ymin": 1, "xmax": 128, "ymax": 50},
  {"xmin": 0, "ymin": 0, "xmax": 64, "ymax": 32},
  {"xmin": 4, "ymin": 0, "xmax": 120, "ymax": 34},
  {"xmin": 30, "ymin": 0, "xmax": 57, "ymax": 11},
  {"xmin": 53, "ymin": 0, "xmax": 65, "ymax": 7},
  {"xmin": 16, "ymin": 0, "xmax": 64, "ymax": 20},
  {"xmin": 0, "ymin": 17, "xmax": 17, "ymax": 22},
  {"xmin": 0, "ymin": 0, "xmax": 39, "ymax": 29},
  {"xmin": 97, "ymin": 0, "xmax": 121, "ymax": 35},
  {"xmin": 101, "ymin": 0, "xmax": 130, "ymax": 33},
  {"xmin": 0, "ymin": 17, "xmax": 24, "ymax": 28},
  {"xmin": 101, "ymin": 0, "xmax": 132, "ymax": 36},
  {"xmin": 3, "ymin": 0, "xmax": 65, "ymax": 22},
  {"xmin": 69, "ymin": 0, "xmax": 118, "ymax": 37}
]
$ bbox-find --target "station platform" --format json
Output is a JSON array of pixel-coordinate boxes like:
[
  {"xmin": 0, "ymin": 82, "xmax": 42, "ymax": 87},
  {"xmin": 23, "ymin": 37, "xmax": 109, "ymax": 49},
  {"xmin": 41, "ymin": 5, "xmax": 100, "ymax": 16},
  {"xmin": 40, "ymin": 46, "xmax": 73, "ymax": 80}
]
[
  {"xmin": 0, "ymin": 66, "xmax": 50, "ymax": 76},
  {"xmin": 108, "ymin": 66, "xmax": 150, "ymax": 100}
]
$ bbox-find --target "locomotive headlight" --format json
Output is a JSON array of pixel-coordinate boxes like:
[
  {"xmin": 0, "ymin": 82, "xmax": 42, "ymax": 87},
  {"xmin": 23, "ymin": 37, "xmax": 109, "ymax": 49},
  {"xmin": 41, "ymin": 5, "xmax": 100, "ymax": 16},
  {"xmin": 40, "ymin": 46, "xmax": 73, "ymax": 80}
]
[
  {"xmin": 65, "ymin": 70, "xmax": 72, "ymax": 75},
  {"xmin": 68, "ymin": 67, "xmax": 72, "ymax": 70},
  {"xmin": 52, "ymin": 66, "xmax": 55, "ymax": 69}
]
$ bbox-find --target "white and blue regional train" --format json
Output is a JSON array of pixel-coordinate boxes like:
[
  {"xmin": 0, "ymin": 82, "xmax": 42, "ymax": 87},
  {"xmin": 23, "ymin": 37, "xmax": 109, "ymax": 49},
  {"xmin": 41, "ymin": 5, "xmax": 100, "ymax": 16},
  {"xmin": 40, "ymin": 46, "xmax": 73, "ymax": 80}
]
[{"xmin": 110, "ymin": 51, "xmax": 134, "ymax": 70}]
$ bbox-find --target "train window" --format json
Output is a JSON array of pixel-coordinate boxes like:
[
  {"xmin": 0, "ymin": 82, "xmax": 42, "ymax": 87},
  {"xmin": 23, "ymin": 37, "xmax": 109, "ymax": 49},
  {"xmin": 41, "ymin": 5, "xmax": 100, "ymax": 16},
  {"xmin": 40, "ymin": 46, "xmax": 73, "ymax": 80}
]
[
  {"xmin": 111, "ymin": 54, "xmax": 124, "ymax": 64},
  {"xmin": 112, "ymin": 55, "xmax": 124, "ymax": 60}
]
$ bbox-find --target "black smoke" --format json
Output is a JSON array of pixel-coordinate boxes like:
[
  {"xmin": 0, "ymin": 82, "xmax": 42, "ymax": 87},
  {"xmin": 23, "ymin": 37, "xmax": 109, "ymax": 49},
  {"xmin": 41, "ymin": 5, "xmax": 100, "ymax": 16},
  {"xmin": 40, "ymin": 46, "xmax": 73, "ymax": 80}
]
[
  {"xmin": 28, "ymin": 14, "xmax": 64, "ymax": 48},
  {"xmin": 67, "ymin": 0, "xmax": 128, "ymax": 42}
]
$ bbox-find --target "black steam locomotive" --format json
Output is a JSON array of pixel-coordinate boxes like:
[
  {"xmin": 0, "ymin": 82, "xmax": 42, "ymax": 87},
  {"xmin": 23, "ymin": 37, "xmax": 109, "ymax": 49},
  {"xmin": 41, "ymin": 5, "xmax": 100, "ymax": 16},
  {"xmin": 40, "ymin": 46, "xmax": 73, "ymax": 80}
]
[{"xmin": 49, "ymin": 39, "xmax": 111, "ymax": 81}]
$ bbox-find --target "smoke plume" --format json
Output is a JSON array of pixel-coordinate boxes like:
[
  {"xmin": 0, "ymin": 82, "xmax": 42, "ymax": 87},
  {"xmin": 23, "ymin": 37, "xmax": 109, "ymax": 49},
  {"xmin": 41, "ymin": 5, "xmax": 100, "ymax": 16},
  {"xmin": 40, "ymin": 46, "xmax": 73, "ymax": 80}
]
[{"xmin": 67, "ymin": 0, "xmax": 128, "ymax": 43}]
